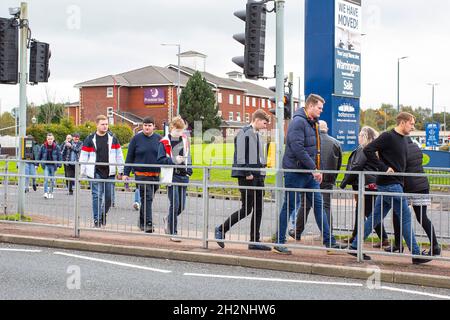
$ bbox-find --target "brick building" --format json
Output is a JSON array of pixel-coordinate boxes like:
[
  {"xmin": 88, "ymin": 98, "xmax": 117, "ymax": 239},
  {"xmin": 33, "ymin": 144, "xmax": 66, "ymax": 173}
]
[{"xmin": 74, "ymin": 51, "xmax": 297, "ymax": 139}]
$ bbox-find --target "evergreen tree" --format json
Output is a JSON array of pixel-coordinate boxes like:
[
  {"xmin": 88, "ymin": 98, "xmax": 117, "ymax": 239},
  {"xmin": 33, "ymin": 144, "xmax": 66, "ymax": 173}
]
[{"xmin": 179, "ymin": 71, "xmax": 221, "ymax": 133}]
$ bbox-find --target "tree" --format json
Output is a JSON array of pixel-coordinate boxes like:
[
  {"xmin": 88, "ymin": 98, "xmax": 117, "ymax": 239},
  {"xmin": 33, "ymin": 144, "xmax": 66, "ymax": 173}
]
[
  {"xmin": 37, "ymin": 102, "xmax": 65, "ymax": 124},
  {"xmin": 179, "ymin": 71, "xmax": 221, "ymax": 133},
  {"xmin": 0, "ymin": 112, "xmax": 16, "ymax": 136}
]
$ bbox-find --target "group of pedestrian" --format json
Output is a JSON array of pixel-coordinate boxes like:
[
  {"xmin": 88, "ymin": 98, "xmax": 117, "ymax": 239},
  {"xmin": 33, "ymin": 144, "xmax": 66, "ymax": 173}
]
[
  {"xmin": 24, "ymin": 132, "xmax": 82, "ymax": 199},
  {"xmin": 80, "ymin": 115, "xmax": 192, "ymax": 239},
  {"xmin": 213, "ymin": 94, "xmax": 438, "ymax": 265}
]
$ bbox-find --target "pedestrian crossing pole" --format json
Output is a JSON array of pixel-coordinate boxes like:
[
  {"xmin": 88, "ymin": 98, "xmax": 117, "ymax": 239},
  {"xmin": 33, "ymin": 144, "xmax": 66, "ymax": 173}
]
[
  {"xmin": 275, "ymin": 0, "xmax": 285, "ymax": 216},
  {"xmin": 18, "ymin": 2, "xmax": 28, "ymax": 217}
]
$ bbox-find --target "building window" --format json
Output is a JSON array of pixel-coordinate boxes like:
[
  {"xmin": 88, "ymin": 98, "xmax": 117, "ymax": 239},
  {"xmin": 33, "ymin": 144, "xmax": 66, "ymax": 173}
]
[
  {"xmin": 246, "ymin": 97, "xmax": 250, "ymax": 106},
  {"xmin": 229, "ymin": 94, "xmax": 234, "ymax": 105},
  {"xmin": 252, "ymin": 97, "xmax": 256, "ymax": 107},
  {"xmin": 229, "ymin": 112, "xmax": 234, "ymax": 121},
  {"xmin": 245, "ymin": 113, "xmax": 250, "ymax": 123},
  {"xmin": 262, "ymin": 99, "xmax": 266, "ymax": 109},
  {"xmin": 218, "ymin": 110, "xmax": 222, "ymax": 117},
  {"xmin": 267, "ymin": 100, "xmax": 271, "ymax": 109},
  {"xmin": 107, "ymin": 87, "xmax": 114, "ymax": 98},
  {"xmin": 236, "ymin": 95, "xmax": 241, "ymax": 106},
  {"xmin": 218, "ymin": 93, "xmax": 222, "ymax": 104},
  {"xmin": 236, "ymin": 112, "xmax": 241, "ymax": 122}
]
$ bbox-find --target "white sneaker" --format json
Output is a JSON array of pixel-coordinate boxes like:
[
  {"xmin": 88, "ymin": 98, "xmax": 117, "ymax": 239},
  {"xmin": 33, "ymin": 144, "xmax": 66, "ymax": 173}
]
[
  {"xmin": 170, "ymin": 237, "xmax": 181, "ymax": 243},
  {"xmin": 44, "ymin": 193, "xmax": 49, "ymax": 199},
  {"xmin": 133, "ymin": 202, "xmax": 140, "ymax": 211},
  {"xmin": 48, "ymin": 193, "xmax": 54, "ymax": 199}
]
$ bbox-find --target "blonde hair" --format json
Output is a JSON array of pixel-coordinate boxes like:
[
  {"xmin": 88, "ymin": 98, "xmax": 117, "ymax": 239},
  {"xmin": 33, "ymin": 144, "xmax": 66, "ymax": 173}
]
[
  {"xmin": 359, "ymin": 126, "xmax": 379, "ymax": 148},
  {"xmin": 169, "ymin": 116, "xmax": 186, "ymax": 131},
  {"xmin": 96, "ymin": 115, "xmax": 108, "ymax": 124}
]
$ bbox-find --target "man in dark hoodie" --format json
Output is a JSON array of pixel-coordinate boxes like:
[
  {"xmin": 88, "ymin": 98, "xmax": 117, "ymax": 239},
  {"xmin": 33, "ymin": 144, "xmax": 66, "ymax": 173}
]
[{"xmin": 273, "ymin": 94, "xmax": 341, "ymax": 255}]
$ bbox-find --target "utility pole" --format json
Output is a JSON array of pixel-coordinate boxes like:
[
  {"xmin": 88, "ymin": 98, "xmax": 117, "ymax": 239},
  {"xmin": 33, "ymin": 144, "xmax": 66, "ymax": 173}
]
[
  {"xmin": 275, "ymin": 0, "xmax": 285, "ymax": 214},
  {"xmin": 18, "ymin": 2, "xmax": 28, "ymax": 217}
]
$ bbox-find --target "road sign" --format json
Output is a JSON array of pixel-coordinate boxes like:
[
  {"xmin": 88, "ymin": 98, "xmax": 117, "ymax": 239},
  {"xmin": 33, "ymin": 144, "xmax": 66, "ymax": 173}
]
[{"xmin": 425, "ymin": 122, "xmax": 440, "ymax": 147}]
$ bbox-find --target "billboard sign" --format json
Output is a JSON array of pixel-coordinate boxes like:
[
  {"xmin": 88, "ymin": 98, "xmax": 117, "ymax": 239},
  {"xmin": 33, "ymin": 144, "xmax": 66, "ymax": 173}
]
[
  {"xmin": 334, "ymin": 0, "xmax": 362, "ymax": 98},
  {"xmin": 425, "ymin": 122, "xmax": 440, "ymax": 147},
  {"xmin": 333, "ymin": 96, "xmax": 360, "ymax": 150},
  {"xmin": 144, "ymin": 87, "xmax": 165, "ymax": 105}
]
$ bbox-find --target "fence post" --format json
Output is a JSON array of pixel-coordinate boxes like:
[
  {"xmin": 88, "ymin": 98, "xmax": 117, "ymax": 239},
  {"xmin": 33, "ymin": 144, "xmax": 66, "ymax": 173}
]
[
  {"xmin": 3, "ymin": 160, "xmax": 9, "ymax": 215},
  {"xmin": 356, "ymin": 172, "xmax": 365, "ymax": 263},
  {"xmin": 74, "ymin": 163, "xmax": 80, "ymax": 238},
  {"xmin": 202, "ymin": 167, "xmax": 210, "ymax": 249}
]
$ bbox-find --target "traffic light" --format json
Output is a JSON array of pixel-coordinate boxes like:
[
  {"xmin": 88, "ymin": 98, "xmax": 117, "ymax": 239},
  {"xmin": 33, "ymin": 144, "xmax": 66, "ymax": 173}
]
[
  {"xmin": 269, "ymin": 95, "xmax": 291, "ymax": 120},
  {"xmin": 29, "ymin": 40, "xmax": 50, "ymax": 83},
  {"xmin": 0, "ymin": 17, "xmax": 19, "ymax": 84},
  {"xmin": 232, "ymin": 0, "xmax": 266, "ymax": 80}
]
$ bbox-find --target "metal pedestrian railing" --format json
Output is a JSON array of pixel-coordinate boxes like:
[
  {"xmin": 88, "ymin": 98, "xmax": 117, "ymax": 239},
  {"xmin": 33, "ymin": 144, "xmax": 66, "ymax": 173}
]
[{"xmin": 0, "ymin": 158, "xmax": 449, "ymax": 264}]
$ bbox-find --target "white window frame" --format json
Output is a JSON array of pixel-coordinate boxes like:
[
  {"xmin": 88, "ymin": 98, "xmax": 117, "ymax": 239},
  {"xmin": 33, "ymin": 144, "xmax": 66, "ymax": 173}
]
[
  {"xmin": 252, "ymin": 97, "xmax": 256, "ymax": 107},
  {"xmin": 246, "ymin": 97, "xmax": 250, "ymax": 106},
  {"xmin": 229, "ymin": 94, "xmax": 234, "ymax": 105},
  {"xmin": 218, "ymin": 110, "xmax": 222, "ymax": 117},
  {"xmin": 218, "ymin": 92, "xmax": 222, "ymax": 104},
  {"xmin": 245, "ymin": 113, "xmax": 250, "ymax": 123},
  {"xmin": 236, "ymin": 112, "xmax": 241, "ymax": 122},
  {"xmin": 107, "ymin": 87, "xmax": 114, "ymax": 98},
  {"xmin": 262, "ymin": 99, "xmax": 266, "ymax": 109},
  {"xmin": 229, "ymin": 112, "xmax": 234, "ymax": 121},
  {"xmin": 236, "ymin": 95, "xmax": 241, "ymax": 106}
]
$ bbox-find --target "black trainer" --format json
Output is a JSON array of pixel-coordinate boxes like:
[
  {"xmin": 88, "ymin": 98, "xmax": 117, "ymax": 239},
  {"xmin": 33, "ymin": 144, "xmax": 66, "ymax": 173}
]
[
  {"xmin": 248, "ymin": 244, "xmax": 272, "ymax": 251},
  {"xmin": 412, "ymin": 251, "xmax": 433, "ymax": 265}
]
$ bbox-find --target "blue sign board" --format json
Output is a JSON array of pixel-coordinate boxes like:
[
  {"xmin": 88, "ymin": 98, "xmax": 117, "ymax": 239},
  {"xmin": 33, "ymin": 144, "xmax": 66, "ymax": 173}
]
[
  {"xmin": 425, "ymin": 122, "xmax": 440, "ymax": 147},
  {"xmin": 305, "ymin": 0, "xmax": 362, "ymax": 151}
]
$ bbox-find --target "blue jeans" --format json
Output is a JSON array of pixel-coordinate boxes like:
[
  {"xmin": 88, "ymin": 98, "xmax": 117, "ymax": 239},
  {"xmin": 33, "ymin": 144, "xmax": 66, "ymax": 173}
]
[
  {"xmin": 25, "ymin": 163, "xmax": 36, "ymax": 191},
  {"xmin": 276, "ymin": 172, "xmax": 335, "ymax": 246},
  {"xmin": 43, "ymin": 165, "xmax": 56, "ymax": 193},
  {"xmin": 90, "ymin": 173, "xmax": 114, "ymax": 224},
  {"xmin": 351, "ymin": 184, "xmax": 420, "ymax": 255},
  {"xmin": 167, "ymin": 185, "xmax": 187, "ymax": 235},
  {"xmin": 134, "ymin": 188, "xmax": 141, "ymax": 204}
]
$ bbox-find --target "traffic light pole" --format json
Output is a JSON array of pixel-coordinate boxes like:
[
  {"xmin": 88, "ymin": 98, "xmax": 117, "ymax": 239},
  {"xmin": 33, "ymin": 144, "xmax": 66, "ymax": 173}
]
[
  {"xmin": 18, "ymin": 2, "xmax": 28, "ymax": 217},
  {"xmin": 275, "ymin": 0, "xmax": 285, "ymax": 215}
]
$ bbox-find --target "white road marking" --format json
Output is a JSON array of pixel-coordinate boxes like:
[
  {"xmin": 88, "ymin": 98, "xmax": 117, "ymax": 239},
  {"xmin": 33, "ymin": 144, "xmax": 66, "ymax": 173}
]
[
  {"xmin": 0, "ymin": 248, "xmax": 42, "ymax": 253},
  {"xmin": 53, "ymin": 252, "xmax": 172, "ymax": 274},
  {"xmin": 184, "ymin": 273, "xmax": 363, "ymax": 287},
  {"xmin": 380, "ymin": 286, "xmax": 450, "ymax": 300}
]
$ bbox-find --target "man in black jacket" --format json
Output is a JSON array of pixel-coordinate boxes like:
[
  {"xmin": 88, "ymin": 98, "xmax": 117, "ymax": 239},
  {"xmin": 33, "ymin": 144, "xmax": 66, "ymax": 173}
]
[
  {"xmin": 215, "ymin": 110, "xmax": 271, "ymax": 251},
  {"xmin": 292, "ymin": 120, "xmax": 342, "ymax": 239},
  {"xmin": 348, "ymin": 112, "xmax": 431, "ymax": 264},
  {"xmin": 386, "ymin": 137, "xmax": 441, "ymax": 256},
  {"xmin": 123, "ymin": 117, "xmax": 161, "ymax": 233}
]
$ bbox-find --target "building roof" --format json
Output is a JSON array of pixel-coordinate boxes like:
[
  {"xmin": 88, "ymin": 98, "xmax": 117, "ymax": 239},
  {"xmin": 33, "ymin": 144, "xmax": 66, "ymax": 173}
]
[
  {"xmin": 75, "ymin": 64, "xmax": 275, "ymax": 98},
  {"xmin": 178, "ymin": 50, "xmax": 207, "ymax": 58},
  {"xmin": 74, "ymin": 66, "xmax": 190, "ymax": 88}
]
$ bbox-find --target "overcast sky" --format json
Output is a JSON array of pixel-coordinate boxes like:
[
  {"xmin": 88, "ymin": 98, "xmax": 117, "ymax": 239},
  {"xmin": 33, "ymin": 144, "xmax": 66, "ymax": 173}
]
[{"xmin": 0, "ymin": 0, "xmax": 449, "ymax": 114}]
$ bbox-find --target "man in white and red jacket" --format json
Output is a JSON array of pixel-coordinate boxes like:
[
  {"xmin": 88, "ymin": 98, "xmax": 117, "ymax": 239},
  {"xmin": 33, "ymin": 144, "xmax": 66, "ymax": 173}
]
[
  {"xmin": 157, "ymin": 116, "xmax": 192, "ymax": 242},
  {"xmin": 79, "ymin": 115, "xmax": 124, "ymax": 227}
]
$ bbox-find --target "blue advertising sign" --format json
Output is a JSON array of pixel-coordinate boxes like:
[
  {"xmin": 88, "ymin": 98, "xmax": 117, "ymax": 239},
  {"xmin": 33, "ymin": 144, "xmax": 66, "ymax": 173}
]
[
  {"xmin": 334, "ymin": 0, "xmax": 362, "ymax": 98},
  {"xmin": 425, "ymin": 122, "xmax": 440, "ymax": 147},
  {"xmin": 333, "ymin": 96, "xmax": 360, "ymax": 149}
]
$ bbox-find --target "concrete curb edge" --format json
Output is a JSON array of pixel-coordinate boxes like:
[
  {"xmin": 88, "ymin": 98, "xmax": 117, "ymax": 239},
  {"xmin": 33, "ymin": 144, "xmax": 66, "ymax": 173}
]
[{"xmin": 1, "ymin": 233, "xmax": 449, "ymax": 290}]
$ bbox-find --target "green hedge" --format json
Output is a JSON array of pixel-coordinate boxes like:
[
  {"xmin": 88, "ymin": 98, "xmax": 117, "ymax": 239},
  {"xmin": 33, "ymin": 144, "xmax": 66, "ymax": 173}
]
[{"xmin": 27, "ymin": 120, "xmax": 133, "ymax": 145}]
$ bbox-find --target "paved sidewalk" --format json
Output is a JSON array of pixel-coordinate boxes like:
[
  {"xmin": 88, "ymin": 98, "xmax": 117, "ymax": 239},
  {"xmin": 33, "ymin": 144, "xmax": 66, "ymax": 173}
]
[{"xmin": 1, "ymin": 221, "xmax": 450, "ymax": 289}]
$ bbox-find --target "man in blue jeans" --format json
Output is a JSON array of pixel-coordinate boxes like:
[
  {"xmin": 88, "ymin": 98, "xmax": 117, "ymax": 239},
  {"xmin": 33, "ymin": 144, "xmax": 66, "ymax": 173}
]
[
  {"xmin": 349, "ymin": 112, "xmax": 431, "ymax": 264},
  {"xmin": 80, "ymin": 115, "xmax": 124, "ymax": 228},
  {"xmin": 273, "ymin": 94, "xmax": 343, "ymax": 255}
]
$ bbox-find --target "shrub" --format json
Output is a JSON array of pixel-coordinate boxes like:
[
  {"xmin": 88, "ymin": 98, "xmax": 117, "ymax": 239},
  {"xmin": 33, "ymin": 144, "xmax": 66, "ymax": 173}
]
[{"xmin": 109, "ymin": 124, "xmax": 133, "ymax": 145}]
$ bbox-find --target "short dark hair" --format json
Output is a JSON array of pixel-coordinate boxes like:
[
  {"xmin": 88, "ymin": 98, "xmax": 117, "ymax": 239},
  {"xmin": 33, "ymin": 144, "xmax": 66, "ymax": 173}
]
[{"xmin": 142, "ymin": 117, "xmax": 155, "ymax": 125}]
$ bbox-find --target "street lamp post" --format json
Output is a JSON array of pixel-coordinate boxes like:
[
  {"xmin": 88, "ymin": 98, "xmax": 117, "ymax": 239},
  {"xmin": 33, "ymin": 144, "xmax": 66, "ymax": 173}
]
[
  {"xmin": 397, "ymin": 56, "xmax": 408, "ymax": 112},
  {"xmin": 161, "ymin": 43, "xmax": 181, "ymax": 116},
  {"xmin": 427, "ymin": 83, "xmax": 439, "ymax": 122}
]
